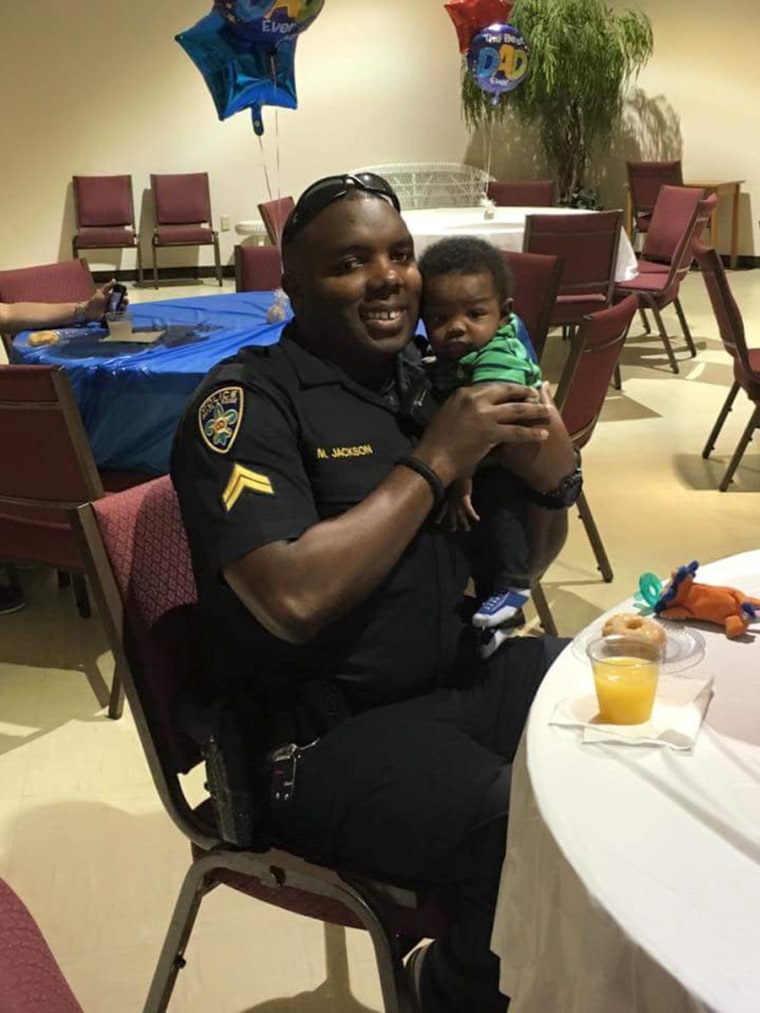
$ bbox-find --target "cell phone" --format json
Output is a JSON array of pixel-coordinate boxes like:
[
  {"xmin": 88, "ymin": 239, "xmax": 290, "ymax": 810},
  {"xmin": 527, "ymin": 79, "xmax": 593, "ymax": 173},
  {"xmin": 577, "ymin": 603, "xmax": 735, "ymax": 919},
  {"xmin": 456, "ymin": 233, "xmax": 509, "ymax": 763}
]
[{"xmin": 102, "ymin": 283, "xmax": 127, "ymax": 323}]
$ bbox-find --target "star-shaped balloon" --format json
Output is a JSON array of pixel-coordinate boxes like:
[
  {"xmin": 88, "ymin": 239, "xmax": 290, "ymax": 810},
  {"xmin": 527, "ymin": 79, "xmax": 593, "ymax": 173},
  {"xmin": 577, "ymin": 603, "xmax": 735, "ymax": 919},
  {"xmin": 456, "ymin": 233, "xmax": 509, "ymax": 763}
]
[
  {"xmin": 444, "ymin": 0, "xmax": 515, "ymax": 53},
  {"xmin": 176, "ymin": 12, "xmax": 299, "ymax": 136}
]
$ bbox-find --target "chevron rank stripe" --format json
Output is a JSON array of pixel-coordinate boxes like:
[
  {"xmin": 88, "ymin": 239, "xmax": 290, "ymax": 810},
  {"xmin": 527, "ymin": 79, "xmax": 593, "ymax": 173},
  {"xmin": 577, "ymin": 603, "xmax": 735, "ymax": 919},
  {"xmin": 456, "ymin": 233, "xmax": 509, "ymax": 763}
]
[{"xmin": 222, "ymin": 464, "xmax": 274, "ymax": 512}]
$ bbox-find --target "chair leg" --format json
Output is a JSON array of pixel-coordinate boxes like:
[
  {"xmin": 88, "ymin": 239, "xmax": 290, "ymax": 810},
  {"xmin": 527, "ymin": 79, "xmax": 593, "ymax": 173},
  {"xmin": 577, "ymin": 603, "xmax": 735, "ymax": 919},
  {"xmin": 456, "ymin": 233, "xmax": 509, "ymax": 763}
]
[
  {"xmin": 151, "ymin": 240, "xmax": 159, "ymax": 289},
  {"xmin": 57, "ymin": 569, "xmax": 71, "ymax": 589},
  {"xmin": 107, "ymin": 659, "xmax": 126, "ymax": 720},
  {"xmin": 703, "ymin": 381, "xmax": 740, "ymax": 459},
  {"xmin": 612, "ymin": 364, "xmax": 622, "ymax": 391},
  {"xmin": 638, "ymin": 307, "xmax": 651, "ymax": 335},
  {"xmin": 719, "ymin": 405, "xmax": 760, "ymax": 492},
  {"xmin": 532, "ymin": 581, "xmax": 558, "ymax": 636},
  {"xmin": 72, "ymin": 573, "xmax": 91, "ymax": 619},
  {"xmin": 136, "ymin": 241, "xmax": 144, "ymax": 286},
  {"xmin": 648, "ymin": 300, "xmax": 680, "ymax": 374},
  {"xmin": 213, "ymin": 234, "xmax": 223, "ymax": 287},
  {"xmin": 143, "ymin": 860, "xmax": 214, "ymax": 1013},
  {"xmin": 674, "ymin": 297, "xmax": 697, "ymax": 357},
  {"xmin": 576, "ymin": 490, "xmax": 614, "ymax": 583}
]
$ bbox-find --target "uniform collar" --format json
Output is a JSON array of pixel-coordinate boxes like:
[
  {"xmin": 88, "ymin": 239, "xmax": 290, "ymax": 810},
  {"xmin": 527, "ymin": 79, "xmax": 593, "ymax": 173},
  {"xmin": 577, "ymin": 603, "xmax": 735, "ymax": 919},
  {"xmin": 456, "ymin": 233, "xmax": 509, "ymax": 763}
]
[{"xmin": 279, "ymin": 323, "xmax": 425, "ymax": 410}]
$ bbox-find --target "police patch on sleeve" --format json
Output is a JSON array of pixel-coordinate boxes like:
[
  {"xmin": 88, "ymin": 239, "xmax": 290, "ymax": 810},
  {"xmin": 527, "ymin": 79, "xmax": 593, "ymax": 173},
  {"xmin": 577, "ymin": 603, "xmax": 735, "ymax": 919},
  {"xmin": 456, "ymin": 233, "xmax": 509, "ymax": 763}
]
[{"xmin": 198, "ymin": 386, "xmax": 244, "ymax": 454}]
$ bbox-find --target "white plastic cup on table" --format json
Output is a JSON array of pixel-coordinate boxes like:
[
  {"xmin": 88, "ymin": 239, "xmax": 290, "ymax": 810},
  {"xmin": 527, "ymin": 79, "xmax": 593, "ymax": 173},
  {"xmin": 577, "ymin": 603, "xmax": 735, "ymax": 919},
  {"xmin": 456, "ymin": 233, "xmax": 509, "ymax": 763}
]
[
  {"xmin": 585, "ymin": 634, "xmax": 664, "ymax": 725},
  {"xmin": 105, "ymin": 310, "xmax": 133, "ymax": 341}
]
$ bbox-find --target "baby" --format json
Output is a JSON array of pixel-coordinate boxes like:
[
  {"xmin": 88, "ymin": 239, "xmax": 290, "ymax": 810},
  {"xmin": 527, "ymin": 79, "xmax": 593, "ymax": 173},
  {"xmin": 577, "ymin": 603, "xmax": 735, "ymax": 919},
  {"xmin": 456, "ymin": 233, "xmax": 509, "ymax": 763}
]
[{"xmin": 418, "ymin": 236, "xmax": 543, "ymax": 657}]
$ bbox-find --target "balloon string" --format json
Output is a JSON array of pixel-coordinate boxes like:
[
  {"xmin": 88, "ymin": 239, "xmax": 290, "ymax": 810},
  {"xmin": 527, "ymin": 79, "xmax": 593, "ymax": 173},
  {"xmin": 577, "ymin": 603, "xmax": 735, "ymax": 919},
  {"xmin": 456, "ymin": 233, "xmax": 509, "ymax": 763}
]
[
  {"xmin": 258, "ymin": 133, "xmax": 274, "ymax": 204},
  {"xmin": 271, "ymin": 54, "xmax": 284, "ymax": 250},
  {"xmin": 483, "ymin": 115, "xmax": 496, "ymax": 199}
]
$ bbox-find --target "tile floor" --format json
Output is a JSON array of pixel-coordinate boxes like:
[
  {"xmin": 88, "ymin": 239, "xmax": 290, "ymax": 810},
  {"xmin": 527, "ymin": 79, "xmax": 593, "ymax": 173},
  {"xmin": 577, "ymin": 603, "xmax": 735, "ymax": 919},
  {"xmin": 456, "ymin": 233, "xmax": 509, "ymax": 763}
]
[{"xmin": 1, "ymin": 271, "xmax": 759, "ymax": 1011}]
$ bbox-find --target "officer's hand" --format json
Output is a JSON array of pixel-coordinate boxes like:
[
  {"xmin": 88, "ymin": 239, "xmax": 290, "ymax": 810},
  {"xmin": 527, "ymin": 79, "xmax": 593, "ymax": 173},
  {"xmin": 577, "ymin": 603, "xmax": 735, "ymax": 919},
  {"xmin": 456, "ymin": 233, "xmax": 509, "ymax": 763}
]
[{"xmin": 414, "ymin": 383, "xmax": 550, "ymax": 484}]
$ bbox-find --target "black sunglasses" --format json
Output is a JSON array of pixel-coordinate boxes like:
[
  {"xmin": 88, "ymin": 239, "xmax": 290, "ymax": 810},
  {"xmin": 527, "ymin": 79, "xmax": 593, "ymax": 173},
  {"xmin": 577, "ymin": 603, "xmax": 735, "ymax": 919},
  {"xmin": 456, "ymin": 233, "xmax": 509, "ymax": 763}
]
[{"xmin": 282, "ymin": 173, "xmax": 401, "ymax": 247}]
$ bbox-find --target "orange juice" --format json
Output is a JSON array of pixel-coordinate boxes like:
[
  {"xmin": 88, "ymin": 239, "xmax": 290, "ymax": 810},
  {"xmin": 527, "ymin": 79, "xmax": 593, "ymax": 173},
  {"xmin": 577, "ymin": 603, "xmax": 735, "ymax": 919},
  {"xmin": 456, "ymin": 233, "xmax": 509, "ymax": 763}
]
[{"xmin": 592, "ymin": 656, "xmax": 659, "ymax": 724}]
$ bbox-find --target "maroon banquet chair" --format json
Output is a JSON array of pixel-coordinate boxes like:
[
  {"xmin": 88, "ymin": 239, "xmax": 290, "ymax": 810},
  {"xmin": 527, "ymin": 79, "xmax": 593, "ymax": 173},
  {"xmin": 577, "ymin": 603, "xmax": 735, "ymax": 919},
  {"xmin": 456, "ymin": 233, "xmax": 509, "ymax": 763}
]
[
  {"xmin": 523, "ymin": 210, "xmax": 623, "ymax": 328},
  {"xmin": 0, "ymin": 364, "xmax": 148, "ymax": 717},
  {"xmin": 552, "ymin": 294, "xmax": 639, "ymax": 582},
  {"xmin": 73, "ymin": 477, "xmax": 448, "ymax": 1013},
  {"xmin": 150, "ymin": 173, "xmax": 222, "ymax": 289},
  {"xmin": 697, "ymin": 243, "xmax": 760, "ymax": 491},
  {"xmin": 501, "ymin": 250, "xmax": 563, "ymax": 363},
  {"xmin": 258, "ymin": 196, "xmax": 296, "ymax": 247},
  {"xmin": 72, "ymin": 175, "xmax": 143, "ymax": 284},
  {"xmin": 626, "ymin": 160, "xmax": 683, "ymax": 241},
  {"xmin": 234, "ymin": 244, "xmax": 283, "ymax": 292},
  {"xmin": 487, "ymin": 180, "xmax": 554, "ymax": 207},
  {"xmin": 614, "ymin": 185, "xmax": 705, "ymax": 374},
  {"xmin": 0, "ymin": 878, "xmax": 83, "ymax": 1013},
  {"xmin": 0, "ymin": 257, "xmax": 95, "ymax": 359}
]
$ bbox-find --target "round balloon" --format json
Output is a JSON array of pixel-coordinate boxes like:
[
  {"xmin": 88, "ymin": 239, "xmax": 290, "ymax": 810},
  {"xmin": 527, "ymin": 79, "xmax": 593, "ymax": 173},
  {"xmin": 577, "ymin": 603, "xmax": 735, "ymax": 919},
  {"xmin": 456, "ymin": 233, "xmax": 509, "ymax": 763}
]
[
  {"xmin": 467, "ymin": 23, "xmax": 529, "ymax": 96},
  {"xmin": 214, "ymin": 0, "xmax": 324, "ymax": 47},
  {"xmin": 444, "ymin": 0, "xmax": 515, "ymax": 54}
]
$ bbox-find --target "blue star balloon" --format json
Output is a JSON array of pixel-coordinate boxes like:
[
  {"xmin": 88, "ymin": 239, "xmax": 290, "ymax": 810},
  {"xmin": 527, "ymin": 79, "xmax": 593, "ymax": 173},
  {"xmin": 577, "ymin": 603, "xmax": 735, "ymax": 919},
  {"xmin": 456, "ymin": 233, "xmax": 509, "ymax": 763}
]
[
  {"xmin": 213, "ymin": 0, "xmax": 325, "ymax": 48},
  {"xmin": 176, "ymin": 11, "xmax": 299, "ymax": 135}
]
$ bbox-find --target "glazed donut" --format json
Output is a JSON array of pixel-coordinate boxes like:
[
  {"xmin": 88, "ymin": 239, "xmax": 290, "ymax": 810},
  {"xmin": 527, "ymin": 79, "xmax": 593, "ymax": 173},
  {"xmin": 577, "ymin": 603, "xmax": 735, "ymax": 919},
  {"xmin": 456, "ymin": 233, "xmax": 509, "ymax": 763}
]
[
  {"xmin": 27, "ymin": 330, "xmax": 59, "ymax": 347},
  {"xmin": 602, "ymin": 613, "xmax": 666, "ymax": 646}
]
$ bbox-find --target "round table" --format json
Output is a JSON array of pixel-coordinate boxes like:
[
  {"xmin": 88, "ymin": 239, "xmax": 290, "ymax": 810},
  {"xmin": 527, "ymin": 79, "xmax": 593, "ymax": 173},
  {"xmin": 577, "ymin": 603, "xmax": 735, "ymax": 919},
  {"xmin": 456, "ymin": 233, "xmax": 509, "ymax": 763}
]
[
  {"xmin": 492, "ymin": 551, "xmax": 760, "ymax": 1013},
  {"xmin": 402, "ymin": 205, "xmax": 639, "ymax": 282}
]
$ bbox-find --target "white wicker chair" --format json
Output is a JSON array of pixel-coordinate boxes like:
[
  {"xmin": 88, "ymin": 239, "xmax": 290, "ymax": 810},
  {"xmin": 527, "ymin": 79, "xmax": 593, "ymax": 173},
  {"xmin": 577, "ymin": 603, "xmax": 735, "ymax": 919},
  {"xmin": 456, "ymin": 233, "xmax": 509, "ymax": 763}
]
[{"xmin": 354, "ymin": 163, "xmax": 493, "ymax": 210}]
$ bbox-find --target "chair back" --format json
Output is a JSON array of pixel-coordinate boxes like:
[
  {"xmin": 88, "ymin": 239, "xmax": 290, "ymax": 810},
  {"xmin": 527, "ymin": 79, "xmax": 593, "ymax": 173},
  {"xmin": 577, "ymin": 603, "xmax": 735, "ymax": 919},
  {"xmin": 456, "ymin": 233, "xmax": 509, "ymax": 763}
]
[
  {"xmin": 235, "ymin": 244, "xmax": 283, "ymax": 292},
  {"xmin": 73, "ymin": 175, "xmax": 135, "ymax": 227},
  {"xmin": 0, "ymin": 879, "xmax": 83, "ymax": 1012},
  {"xmin": 0, "ymin": 365, "xmax": 104, "ymax": 570},
  {"xmin": 74, "ymin": 478, "xmax": 214, "ymax": 844},
  {"xmin": 554, "ymin": 294, "xmax": 639, "ymax": 448},
  {"xmin": 694, "ymin": 242, "xmax": 753, "ymax": 378},
  {"xmin": 151, "ymin": 173, "xmax": 212, "ymax": 226},
  {"xmin": 487, "ymin": 180, "xmax": 554, "ymax": 207},
  {"xmin": 257, "ymin": 197, "xmax": 295, "ymax": 246},
  {"xmin": 0, "ymin": 258, "xmax": 94, "ymax": 304},
  {"xmin": 523, "ymin": 210, "xmax": 622, "ymax": 304},
  {"xmin": 640, "ymin": 184, "xmax": 704, "ymax": 265},
  {"xmin": 501, "ymin": 250, "xmax": 563, "ymax": 362},
  {"xmin": 626, "ymin": 160, "xmax": 683, "ymax": 228}
]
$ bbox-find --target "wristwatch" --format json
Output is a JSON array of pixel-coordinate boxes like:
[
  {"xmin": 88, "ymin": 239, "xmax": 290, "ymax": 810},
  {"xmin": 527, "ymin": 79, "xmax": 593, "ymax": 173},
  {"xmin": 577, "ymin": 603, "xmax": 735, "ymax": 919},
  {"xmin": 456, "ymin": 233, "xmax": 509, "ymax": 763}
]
[{"xmin": 523, "ymin": 452, "xmax": 583, "ymax": 510}]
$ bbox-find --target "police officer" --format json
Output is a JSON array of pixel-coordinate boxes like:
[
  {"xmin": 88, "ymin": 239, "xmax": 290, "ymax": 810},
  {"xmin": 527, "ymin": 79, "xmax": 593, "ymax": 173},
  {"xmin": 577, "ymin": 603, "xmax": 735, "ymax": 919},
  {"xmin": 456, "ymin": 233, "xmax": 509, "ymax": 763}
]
[{"xmin": 171, "ymin": 173, "xmax": 580, "ymax": 1013}]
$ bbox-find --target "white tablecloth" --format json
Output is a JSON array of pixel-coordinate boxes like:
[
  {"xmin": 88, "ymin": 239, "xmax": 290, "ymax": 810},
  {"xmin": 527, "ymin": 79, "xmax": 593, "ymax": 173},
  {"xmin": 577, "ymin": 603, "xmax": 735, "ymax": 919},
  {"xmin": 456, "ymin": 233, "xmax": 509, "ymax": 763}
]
[
  {"xmin": 492, "ymin": 551, "xmax": 760, "ymax": 1013},
  {"xmin": 402, "ymin": 206, "xmax": 638, "ymax": 283}
]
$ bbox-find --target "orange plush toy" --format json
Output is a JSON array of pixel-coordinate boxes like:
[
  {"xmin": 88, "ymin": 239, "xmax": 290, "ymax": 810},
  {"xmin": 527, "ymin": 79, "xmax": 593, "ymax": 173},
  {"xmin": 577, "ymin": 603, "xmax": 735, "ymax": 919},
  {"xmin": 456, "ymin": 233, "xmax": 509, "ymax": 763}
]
[{"xmin": 644, "ymin": 561, "xmax": 760, "ymax": 639}]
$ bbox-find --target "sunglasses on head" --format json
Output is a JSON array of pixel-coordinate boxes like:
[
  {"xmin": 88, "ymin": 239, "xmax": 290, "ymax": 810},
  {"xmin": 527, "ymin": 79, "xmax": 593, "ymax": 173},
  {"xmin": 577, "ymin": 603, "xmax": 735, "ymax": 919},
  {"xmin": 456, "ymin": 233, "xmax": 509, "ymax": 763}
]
[{"xmin": 282, "ymin": 173, "xmax": 401, "ymax": 246}]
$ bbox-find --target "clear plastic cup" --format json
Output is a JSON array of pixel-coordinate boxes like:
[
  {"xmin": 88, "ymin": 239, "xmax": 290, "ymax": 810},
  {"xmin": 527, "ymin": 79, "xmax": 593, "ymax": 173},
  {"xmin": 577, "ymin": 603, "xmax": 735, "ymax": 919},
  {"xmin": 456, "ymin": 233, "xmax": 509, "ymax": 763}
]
[
  {"xmin": 105, "ymin": 311, "xmax": 133, "ymax": 341},
  {"xmin": 586, "ymin": 634, "xmax": 664, "ymax": 725}
]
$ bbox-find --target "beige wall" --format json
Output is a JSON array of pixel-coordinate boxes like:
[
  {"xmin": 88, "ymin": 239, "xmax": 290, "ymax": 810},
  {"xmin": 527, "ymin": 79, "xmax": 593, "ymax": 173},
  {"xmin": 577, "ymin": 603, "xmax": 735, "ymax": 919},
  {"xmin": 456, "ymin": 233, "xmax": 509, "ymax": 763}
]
[
  {"xmin": 1, "ymin": 0, "xmax": 757, "ymax": 273},
  {"xmin": 0, "ymin": 0, "xmax": 471, "ymax": 273}
]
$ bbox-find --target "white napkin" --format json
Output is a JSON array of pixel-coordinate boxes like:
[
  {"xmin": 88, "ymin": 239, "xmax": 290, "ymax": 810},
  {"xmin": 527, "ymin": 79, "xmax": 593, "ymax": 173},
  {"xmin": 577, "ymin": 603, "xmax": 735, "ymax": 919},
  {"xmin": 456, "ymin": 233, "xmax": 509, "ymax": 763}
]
[{"xmin": 550, "ymin": 676, "xmax": 714, "ymax": 751}]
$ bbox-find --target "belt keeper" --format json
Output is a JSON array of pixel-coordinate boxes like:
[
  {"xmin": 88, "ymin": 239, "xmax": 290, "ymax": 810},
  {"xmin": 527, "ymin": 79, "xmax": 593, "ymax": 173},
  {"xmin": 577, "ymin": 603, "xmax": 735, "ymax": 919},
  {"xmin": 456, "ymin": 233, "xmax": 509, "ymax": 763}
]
[{"xmin": 394, "ymin": 454, "xmax": 446, "ymax": 511}]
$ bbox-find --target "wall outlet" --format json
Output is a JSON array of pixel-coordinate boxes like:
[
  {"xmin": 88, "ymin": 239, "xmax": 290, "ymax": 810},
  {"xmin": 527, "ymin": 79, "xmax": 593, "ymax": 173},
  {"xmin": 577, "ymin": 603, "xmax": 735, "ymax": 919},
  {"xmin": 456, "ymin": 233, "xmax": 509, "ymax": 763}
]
[{"xmin": 220, "ymin": 215, "xmax": 232, "ymax": 232}]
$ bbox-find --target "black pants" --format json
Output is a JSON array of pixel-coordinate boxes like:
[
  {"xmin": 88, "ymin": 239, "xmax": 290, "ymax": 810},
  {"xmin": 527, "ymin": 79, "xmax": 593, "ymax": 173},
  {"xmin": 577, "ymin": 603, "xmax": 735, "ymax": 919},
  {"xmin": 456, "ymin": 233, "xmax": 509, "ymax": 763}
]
[
  {"xmin": 265, "ymin": 636, "xmax": 569, "ymax": 1012},
  {"xmin": 470, "ymin": 468, "xmax": 532, "ymax": 597}
]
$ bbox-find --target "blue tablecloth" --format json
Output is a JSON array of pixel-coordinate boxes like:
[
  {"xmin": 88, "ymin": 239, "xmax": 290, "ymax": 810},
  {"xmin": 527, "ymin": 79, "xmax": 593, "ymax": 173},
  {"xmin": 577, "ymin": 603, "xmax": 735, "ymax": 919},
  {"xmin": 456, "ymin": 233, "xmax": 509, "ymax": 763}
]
[
  {"xmin": 12, "ymin": 292, "xmax": 289, "ymax": 474},
  {"xmin": 12, "ymin": 292, "xmax": 537, "ymax": 476}
]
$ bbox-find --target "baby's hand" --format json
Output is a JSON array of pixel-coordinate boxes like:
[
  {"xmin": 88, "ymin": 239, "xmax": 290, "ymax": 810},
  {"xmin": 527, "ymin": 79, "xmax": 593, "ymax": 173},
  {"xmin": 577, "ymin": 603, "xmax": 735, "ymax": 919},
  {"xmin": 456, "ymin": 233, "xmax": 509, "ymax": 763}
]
[{"xmin": 435, "ymin": 476, "xmax": 480, "ymax": 532}]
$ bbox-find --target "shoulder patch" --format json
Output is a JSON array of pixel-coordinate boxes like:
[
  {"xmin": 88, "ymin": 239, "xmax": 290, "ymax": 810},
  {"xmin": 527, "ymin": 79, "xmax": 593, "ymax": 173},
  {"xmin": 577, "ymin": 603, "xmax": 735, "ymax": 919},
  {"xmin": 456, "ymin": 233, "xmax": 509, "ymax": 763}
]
[{"xmin": 198, "ymin": 386, "xmax": 244, "ymax": 454}]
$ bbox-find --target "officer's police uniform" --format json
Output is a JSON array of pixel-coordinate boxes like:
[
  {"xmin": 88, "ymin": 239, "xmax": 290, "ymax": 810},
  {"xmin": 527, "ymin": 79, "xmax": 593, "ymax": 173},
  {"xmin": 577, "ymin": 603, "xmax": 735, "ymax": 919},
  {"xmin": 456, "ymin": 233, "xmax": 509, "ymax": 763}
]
[{"xmin": 171, "ymin": 325, "xmax": 563, "ymax": 1013}]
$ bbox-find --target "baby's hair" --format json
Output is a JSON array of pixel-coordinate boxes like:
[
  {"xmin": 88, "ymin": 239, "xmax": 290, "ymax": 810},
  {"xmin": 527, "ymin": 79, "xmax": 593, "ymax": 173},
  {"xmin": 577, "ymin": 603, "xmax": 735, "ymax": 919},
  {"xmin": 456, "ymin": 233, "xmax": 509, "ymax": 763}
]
[{"xmin": 418, "ymin": 236, "xmax": 514, "ymax": 304}]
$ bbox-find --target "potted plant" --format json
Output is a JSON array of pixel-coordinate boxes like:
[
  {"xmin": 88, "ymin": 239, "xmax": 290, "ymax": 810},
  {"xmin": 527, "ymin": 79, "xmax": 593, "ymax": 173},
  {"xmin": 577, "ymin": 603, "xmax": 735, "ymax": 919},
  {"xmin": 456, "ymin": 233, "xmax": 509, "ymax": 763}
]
[{"xmin": 462, "ymin": 0, "xmax": 654, "ymax": 205}]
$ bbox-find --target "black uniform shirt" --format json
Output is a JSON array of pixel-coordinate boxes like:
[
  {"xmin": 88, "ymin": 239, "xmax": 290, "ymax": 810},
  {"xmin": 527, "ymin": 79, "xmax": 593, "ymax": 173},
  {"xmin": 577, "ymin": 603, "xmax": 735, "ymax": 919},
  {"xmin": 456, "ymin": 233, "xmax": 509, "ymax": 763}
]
[{"xmin": 171, "ymin": 325, "xmax": 470, "ymax": 712}]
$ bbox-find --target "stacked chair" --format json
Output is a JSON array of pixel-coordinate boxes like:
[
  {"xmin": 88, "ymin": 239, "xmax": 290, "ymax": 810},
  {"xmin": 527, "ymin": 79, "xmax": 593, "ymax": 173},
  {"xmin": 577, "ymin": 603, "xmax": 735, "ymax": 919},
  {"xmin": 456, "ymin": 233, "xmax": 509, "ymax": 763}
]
[
  {"xmin": 234, "ymin": 245, "xmax": 282, "ymax": 292},
  {"xmin": 626, "ymin": 160, "xmax": 683, "ymax": 242},
  {"xmin": 501, "ymin": 250, "xmax": 563, "ymax": 362},
  {"xmin": 614, "ymin": 185, "xmax": 705, "ymax": 373}
]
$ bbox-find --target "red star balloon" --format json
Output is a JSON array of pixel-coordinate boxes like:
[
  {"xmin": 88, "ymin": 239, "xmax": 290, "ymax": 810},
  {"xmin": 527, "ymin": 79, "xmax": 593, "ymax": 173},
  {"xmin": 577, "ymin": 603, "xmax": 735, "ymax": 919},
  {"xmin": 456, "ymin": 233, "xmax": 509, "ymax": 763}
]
[{"xmin": 444, "ymin": 0, "xmax": 515, "ymax": 54}]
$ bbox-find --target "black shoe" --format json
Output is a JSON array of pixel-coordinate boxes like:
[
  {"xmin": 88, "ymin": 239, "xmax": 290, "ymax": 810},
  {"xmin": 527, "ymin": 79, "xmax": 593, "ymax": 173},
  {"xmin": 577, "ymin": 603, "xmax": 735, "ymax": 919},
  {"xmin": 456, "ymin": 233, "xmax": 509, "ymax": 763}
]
[{"xmin": 0, "ymin": 585, "xmax": 25, "ymax": 616}]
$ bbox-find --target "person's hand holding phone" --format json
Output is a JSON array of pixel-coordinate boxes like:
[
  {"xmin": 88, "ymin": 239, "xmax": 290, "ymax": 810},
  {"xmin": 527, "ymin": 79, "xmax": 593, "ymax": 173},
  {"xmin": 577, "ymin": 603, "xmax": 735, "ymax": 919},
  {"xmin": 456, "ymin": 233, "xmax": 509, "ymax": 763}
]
[{"xmin": 86, "ymin": 280, "xmax": 128, "ymax": 325}]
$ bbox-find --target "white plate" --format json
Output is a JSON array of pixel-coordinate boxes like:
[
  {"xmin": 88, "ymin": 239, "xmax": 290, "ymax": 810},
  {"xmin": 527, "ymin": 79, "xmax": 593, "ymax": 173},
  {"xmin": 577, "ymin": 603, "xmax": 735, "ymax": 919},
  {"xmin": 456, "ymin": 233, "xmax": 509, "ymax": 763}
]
[{"xmin": 571, "ymin": 618, "xmax": 706, "ymax": 674}]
